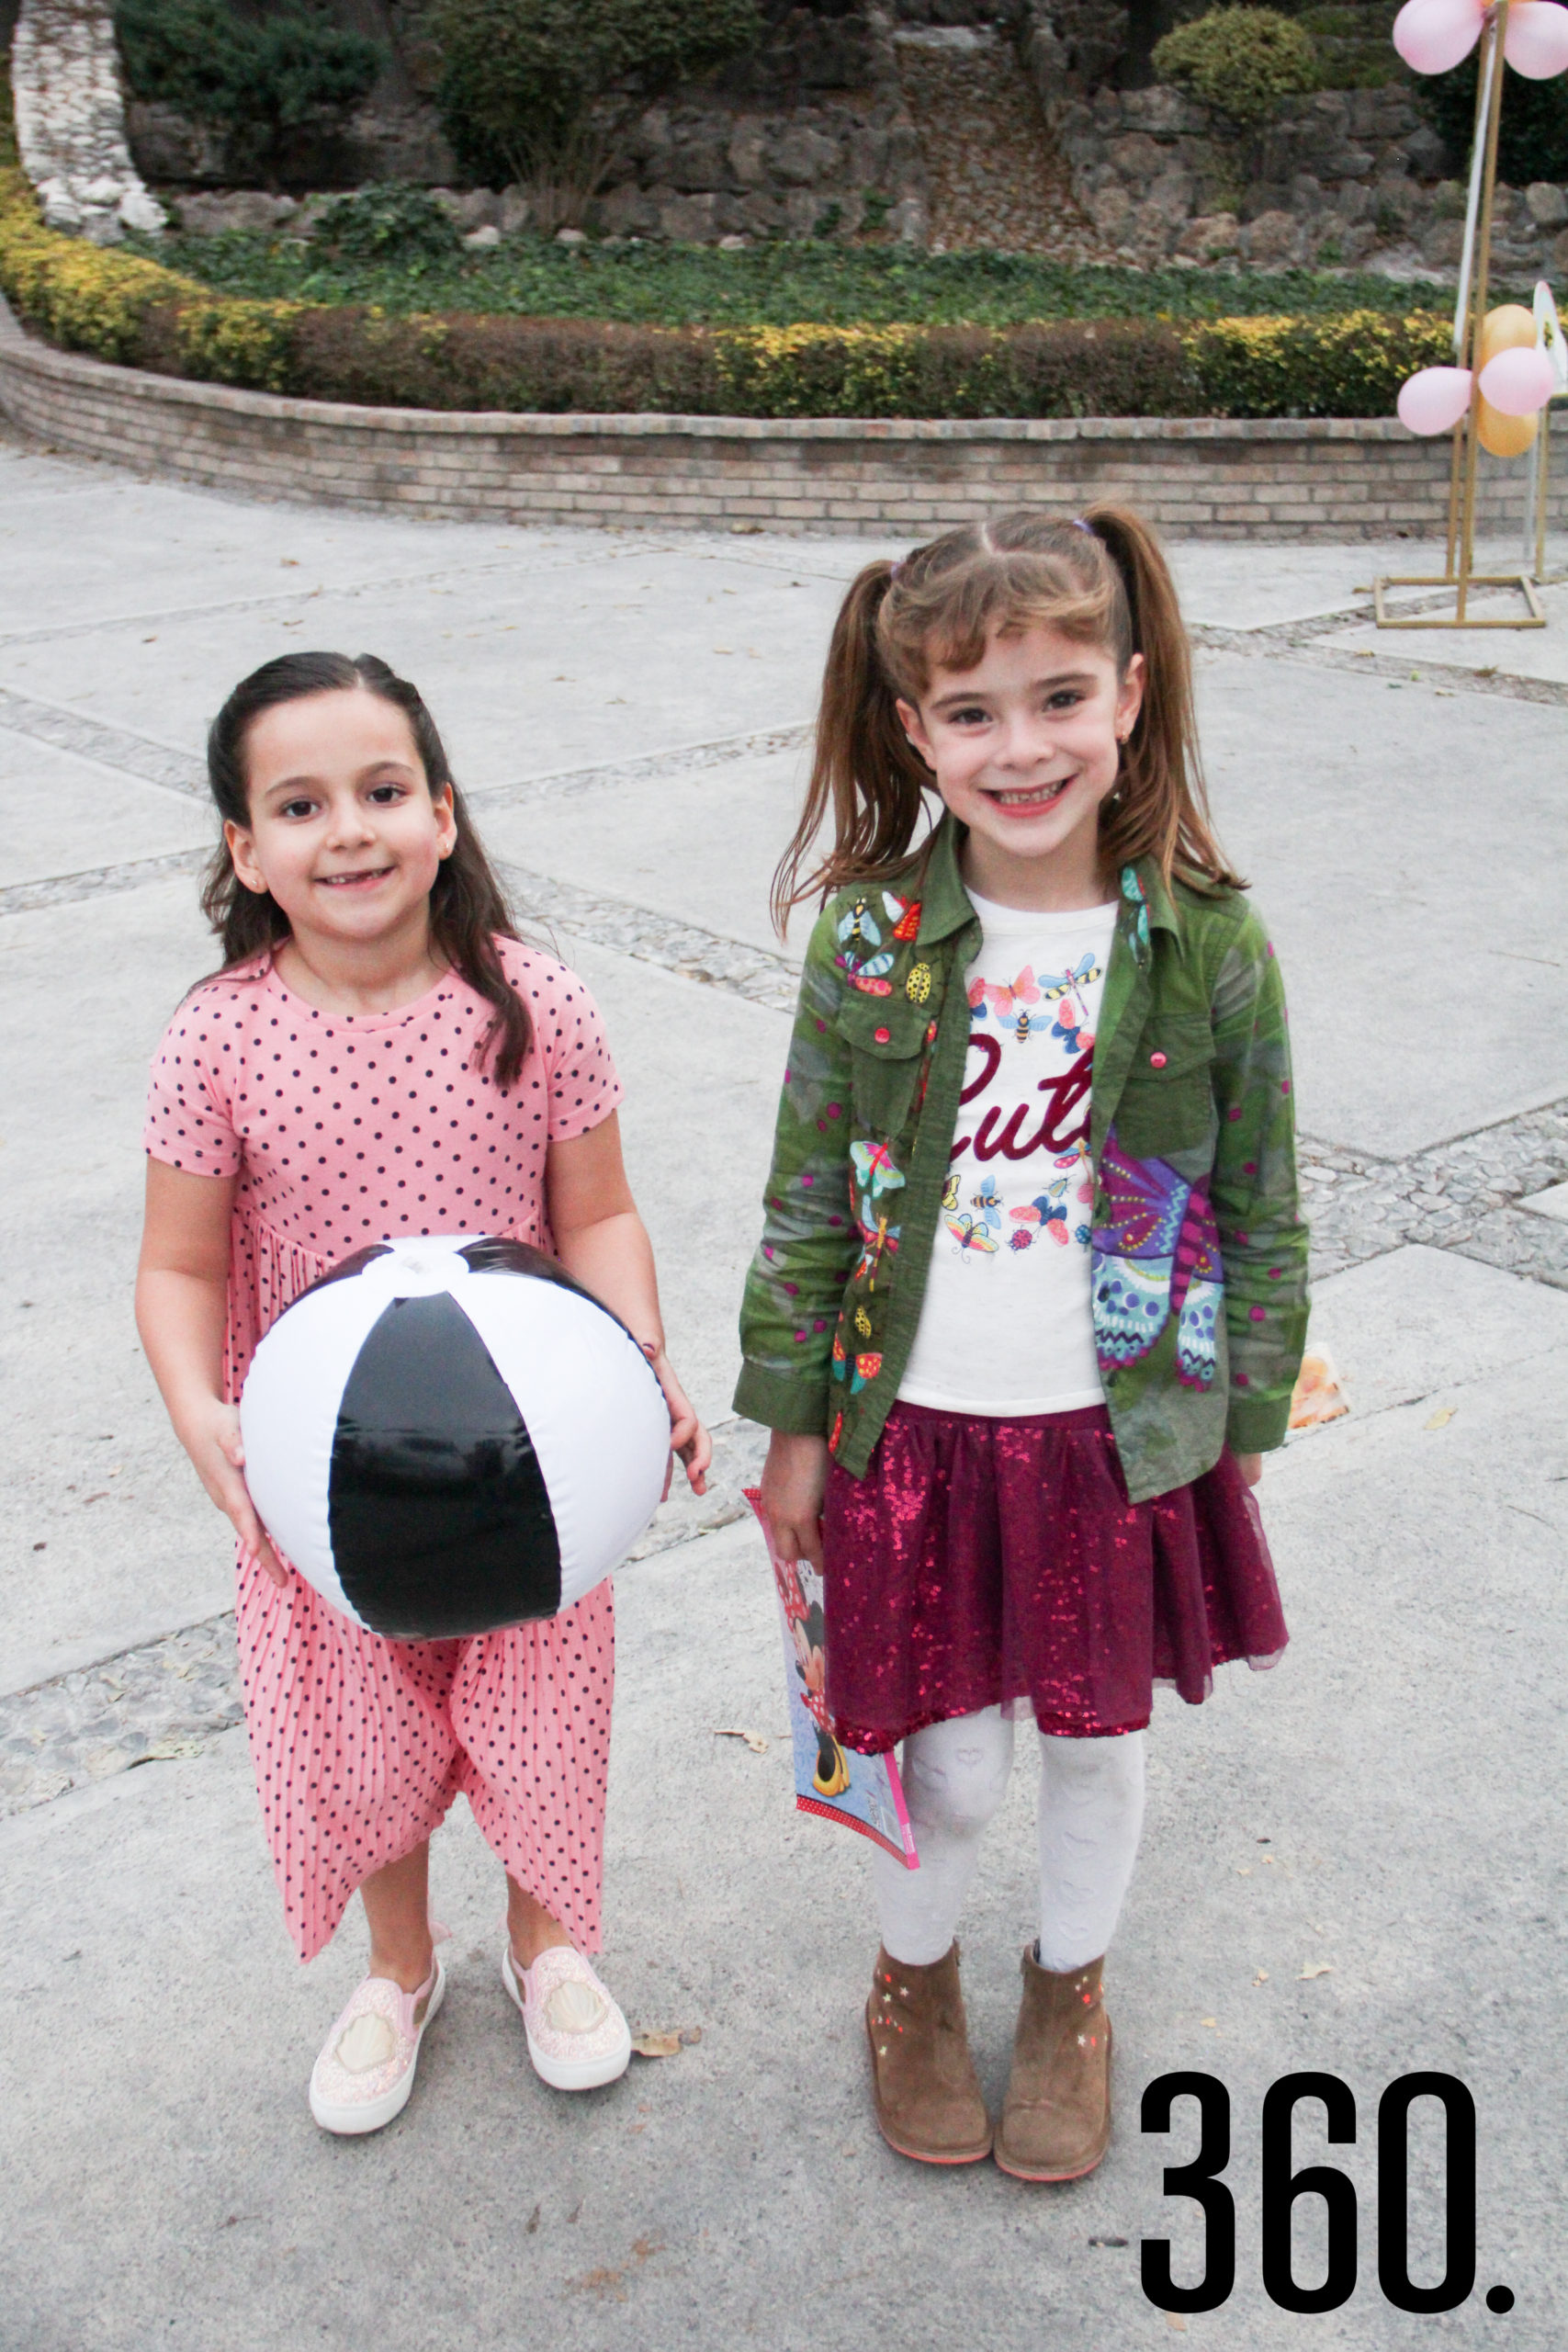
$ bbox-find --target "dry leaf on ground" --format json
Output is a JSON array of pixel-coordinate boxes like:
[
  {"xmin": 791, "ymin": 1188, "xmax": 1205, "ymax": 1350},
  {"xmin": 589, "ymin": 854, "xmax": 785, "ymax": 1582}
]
[
  {"xmin": 1300, "ymin": 1962, "xmax": 1335, "ymax": 1980},
  {"xmin": 1253, "ymin": 1970, "xmax": 1270, "ymax": 1985},
  {"xmin": 134, "ymin": 1738, "xmax": 204, "ymax": 1764},
  {"xmin": 711, "ymin": 1727, "xmax": 768, "ymax": 1754},
  {"xmin": 1424, "ymin": 1406, "xmax": 1457, "ymax": 1430},
  {"xmin": 631, "ymin": 2031, "xmax": 682, "ymax": 2059}
]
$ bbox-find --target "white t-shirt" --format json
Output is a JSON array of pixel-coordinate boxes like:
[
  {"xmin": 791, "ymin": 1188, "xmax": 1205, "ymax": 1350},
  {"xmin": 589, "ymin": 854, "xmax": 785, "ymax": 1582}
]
[{"xmin": 898, "ymin": 892, "xmax": 1117, "ymax": 1417}]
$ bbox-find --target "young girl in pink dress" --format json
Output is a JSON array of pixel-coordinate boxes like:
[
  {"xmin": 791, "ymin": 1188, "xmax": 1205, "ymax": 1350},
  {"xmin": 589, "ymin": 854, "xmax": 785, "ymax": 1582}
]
[{"xmin": 136, "ymin": 651, "xmax": 709, "ymax": 2134}]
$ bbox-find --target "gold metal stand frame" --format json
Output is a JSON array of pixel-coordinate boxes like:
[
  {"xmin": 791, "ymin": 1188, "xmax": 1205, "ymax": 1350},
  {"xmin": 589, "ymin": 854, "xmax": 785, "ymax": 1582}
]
[
  {"xmin": 1373, "ymin": 572, "xmax": 1544, "ymax": 627},
  {"xmin": 1374, "ymin": 0, "xmax": 1549, "ymax": 631}
]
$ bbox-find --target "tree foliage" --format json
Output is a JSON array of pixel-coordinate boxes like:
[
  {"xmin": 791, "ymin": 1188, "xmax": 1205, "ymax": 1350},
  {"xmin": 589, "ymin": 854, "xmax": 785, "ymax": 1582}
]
[
  {"xmin": 1418, "ymin": 52, "xmax": 1568, "ymax": 186},
  {"xmin": 1153, "ymin": 7, "xmax": 1318, "ymax": 122},
  {"xmin": 114, "ymin": 1, "xmax": 384, "ymax": 176},
  {"xmin": 423, "ymin": 0, "xmax": 762, "ymax": 190}
]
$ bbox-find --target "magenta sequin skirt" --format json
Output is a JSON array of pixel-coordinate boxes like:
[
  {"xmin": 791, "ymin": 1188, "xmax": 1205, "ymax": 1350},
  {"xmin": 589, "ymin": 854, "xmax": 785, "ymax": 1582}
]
[{"xmin": 822, "ymin": 1401, "xmax": 1287, "ymax": 1753}]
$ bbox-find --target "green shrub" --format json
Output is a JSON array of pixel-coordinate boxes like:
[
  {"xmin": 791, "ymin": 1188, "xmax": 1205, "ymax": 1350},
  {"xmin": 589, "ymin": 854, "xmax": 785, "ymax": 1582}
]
[
  {"xmin": 312, "ymin": 185, "xmax": 462, "ymax": 266},
  {"xmin": 1154, "ymin": 7, "xmax": 1318, "ymax": 122},
  {"xmin": 708, "ymin": 321, "xmax": 1197, "ymax": 421},
  {"xmin": 1, "ymin": 157, "xmax": 1452, "ymax": 419},
  {"xmin": 0, "ymin": 164, "xmax": 304, "ymax": 384},
  {"xmin": 1184, "ymin": 308, "xmax": 1450, "ymax": 414},
  {"xmin": 288, "ymin": 307, "xmax": 721, "ymax": 411},
  {"xmin": 423, "ymin": 0, "xmax": 761, "ymax": 209},
  {"xmin": 1418, "ymin": 50, "xmax": 1568, "ymax": 183},
  {"xmin": 1295, "ymin": 5, "xmax": 1404, "ymax": 92},
  {"xmin": 113, "ymin": 0, "xmax": 384, "ymax": 181}
]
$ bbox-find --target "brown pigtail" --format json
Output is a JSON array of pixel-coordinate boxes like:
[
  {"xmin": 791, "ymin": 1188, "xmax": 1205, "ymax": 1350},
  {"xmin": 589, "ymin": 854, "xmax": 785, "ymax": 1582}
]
[
  {"xmin": 771, "ymin": 560, "xmax": 937, "ymax": 932},
  {"xmin": 1082, "ymin": 503, "xmax": 1243, "ymax": 892}
]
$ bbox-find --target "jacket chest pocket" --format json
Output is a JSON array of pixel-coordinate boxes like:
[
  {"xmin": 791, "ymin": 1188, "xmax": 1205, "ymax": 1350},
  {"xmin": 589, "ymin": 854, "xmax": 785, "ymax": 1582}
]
[
  {"xmin": 840, "ymin": 997, "xmax": 931, "ymax": 1137},
  {"xmin": 1111, "ymin": 1017, "xmax": 1215, "ymax": 1158}
]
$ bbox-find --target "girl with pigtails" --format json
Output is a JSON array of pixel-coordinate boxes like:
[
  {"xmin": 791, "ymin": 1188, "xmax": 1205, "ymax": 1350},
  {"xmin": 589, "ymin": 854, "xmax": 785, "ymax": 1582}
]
[{"xmin": 736, "ymin": 508, "xmax": 1306, "ymax": 2180}]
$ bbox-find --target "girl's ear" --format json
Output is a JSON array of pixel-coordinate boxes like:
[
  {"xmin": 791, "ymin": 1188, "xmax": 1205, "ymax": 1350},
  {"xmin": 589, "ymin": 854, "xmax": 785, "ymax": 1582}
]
[
  {"xmin": 895, "ymin": 695, "xmax": 935, "ymax": 768},
  {"xmin": 432, "ymin": 781, "xmax": 457, "ymax": 860},
  {"xmin": 223, "ymin": 818, "xmax": 268, "ymax": 896},
  {"xmin": 1115, "ymin": 651, "xmax": 1146, "ymax": 743}
]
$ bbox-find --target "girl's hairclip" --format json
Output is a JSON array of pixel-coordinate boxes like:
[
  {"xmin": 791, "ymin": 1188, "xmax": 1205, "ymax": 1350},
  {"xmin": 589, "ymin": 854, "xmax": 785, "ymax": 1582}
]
[
  {"xmin": 889, "ymin": 556, "xmax": 905, "ymax": 581},
  {"xmin": 1070, "ymin": 516, "xmax": 1095, "ymax": 536}
]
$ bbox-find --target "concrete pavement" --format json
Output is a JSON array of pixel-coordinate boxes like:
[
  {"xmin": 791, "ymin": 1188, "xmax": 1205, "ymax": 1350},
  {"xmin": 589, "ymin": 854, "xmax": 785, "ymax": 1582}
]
[{"xmin": 1, "ymin": 424, "xmax": 1564, "ymax": 2350}]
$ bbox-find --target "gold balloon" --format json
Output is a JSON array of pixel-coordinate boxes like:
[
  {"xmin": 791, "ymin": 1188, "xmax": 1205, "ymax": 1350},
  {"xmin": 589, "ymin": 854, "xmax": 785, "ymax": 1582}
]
[
  {"xmin": 1477, "ymin": 303, "xmax": 1538, "ymax": 368},
  {"xmin": 1477, "ymin": 400, "xmax": 1539, "ymax": 458},
  {"xmin": 1475, "ymin": 303, "xmax": 1541, "ymax": 457}
]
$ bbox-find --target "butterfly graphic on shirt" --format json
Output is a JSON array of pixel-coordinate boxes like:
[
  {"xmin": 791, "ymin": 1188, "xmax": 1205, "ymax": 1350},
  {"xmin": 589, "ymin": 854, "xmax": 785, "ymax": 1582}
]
[
  {"xmin": 1039, "ymin": 952, "xmax": 1102, "ymax": 1052},
  {"xmin": 1009, "ymin": 1179, "xmax": 1071, "ymax": 1249},
  {"xmin": 945, "ymin": 1211, "xmax": 999, "ymax": 1255},
  {"xmin": 1060, "ymin": 1140, "xmax": 1096, "ymax": 1208},
  {"xmin": 1091, "ymin": 1135, "xmax": 1223, "ymax": 1387},
  {"xmin": 967, "ymin": 966, "xmax": 1041, "ymax": 1025}
]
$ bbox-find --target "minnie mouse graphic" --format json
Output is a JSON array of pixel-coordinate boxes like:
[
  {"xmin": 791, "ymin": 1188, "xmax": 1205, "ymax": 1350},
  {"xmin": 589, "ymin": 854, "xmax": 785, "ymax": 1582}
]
[{"xmin": 779, "ymin": 1560, "xmax": 852, "ymax": 1798}]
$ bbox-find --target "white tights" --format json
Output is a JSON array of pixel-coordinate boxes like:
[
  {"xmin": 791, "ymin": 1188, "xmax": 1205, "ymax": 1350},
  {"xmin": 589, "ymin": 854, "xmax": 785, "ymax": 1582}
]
[{"xmin": 871, "ymin": 1707, "xmax": 1145, "ymax": 1973}]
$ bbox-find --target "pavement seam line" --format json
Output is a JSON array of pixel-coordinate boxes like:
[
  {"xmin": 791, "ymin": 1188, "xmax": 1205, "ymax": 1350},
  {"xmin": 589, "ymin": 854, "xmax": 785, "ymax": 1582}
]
[
  {"xmin": 1190, "ymin": 623, "xmax": 1568, "ymax": 707},
  {"xmin": 6, "ymin": 1100, "xmax": 1564, "ymax": 1819},
  {"xmin": 2, "ymin": 1423, "xmax": 770, "ymax": 1817},
  {"xmin": 0, "ymin": 685, "xmax": 206, "ymax": 796},
  {"xmin": 501, "ymin": 862, "xmax": 800, "ymax": 1011},
  {"xmin": 0, "ymin": 539, "xmax": 689, "ymax": 650},
  {"xmin": 0, "ymin": 688, "xmax": 808, "ymax": 819},
  {"xmin": 0, "ymin": 844, "xmax": 209, "ymax": 917},
  {"xmin": 464, "ymin": 720, "xmax": 810, "ymax": 810}
]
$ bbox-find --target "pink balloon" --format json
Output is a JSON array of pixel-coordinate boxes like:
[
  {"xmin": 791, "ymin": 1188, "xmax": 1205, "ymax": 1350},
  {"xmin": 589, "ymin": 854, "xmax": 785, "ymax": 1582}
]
[
  {"xmin": 1477, "ymin": 345, "xmax": 1556, "ymax": 413},
  {"xmin": 1397, "ymin": 366, "xmax": 1474, "ymax": 434},
  {"xmin": 1504, "ymin": 0, "xmax": 1568, "ymax": 77},
  {"xmin": 1392, "ymin": 0, "xmax": 1484, "ymax": 74}
]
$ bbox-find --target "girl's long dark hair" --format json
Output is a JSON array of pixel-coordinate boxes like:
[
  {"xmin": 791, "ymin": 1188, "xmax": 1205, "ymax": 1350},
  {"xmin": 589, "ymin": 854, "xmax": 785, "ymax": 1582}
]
[
  {"xmin": 200, "ymin": 651, "xmax": 532, "ymax": 1088},
  {"xmin": 773, "ymin": 504, "xmax": 1243, "ymax": 930}
]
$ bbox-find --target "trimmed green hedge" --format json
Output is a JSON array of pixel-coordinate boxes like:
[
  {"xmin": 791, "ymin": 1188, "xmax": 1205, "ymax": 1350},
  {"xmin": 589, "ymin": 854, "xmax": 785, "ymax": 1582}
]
[{"xmin": 0, "ymin": 167, "xmax": 1450, "ymax": 419}]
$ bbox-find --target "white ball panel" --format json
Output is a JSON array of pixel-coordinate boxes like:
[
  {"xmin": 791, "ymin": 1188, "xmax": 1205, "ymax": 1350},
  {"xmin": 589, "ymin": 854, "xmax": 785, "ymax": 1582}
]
[
  {"xmin": 452, "ymin": 1275, "xmax": 670, "ymax": 1605},
  {"xmin": 239, "ymin": 1274, "xmax": 380, "ymax": 1625}
]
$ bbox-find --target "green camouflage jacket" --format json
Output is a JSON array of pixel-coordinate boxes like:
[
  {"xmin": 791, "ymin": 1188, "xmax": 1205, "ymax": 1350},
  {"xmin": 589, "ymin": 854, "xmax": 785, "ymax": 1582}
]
[{"xmin": 734, "ymin": 815, "xmax": 1309, "ymax": 1504}]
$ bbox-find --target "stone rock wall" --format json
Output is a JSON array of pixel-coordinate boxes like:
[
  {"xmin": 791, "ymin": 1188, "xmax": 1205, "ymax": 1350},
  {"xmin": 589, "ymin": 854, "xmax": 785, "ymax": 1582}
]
[
  {"xmin": 12, "ymin": 0, "xmax": 166, "ymax": 240},
  {"xmin": 122, "ymin": 96, "xmax": 458, "ymax": 195},
  {"xmin": 1035, "ymin": 72, "xmax": 1568, "ymax": 280},
  {"xmin": 596, "ymin": 91, "xmax": 926, "ymax": 244}
]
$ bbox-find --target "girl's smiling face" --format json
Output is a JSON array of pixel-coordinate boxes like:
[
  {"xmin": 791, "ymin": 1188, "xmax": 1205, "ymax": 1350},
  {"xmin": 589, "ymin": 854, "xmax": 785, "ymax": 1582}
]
[
  {"xmin": 897, "ymin": 621, "xmax": 1143, "ymax": 909},
  {"xmin": 225, "ymin": 686, "xmax": 457, "ymax": 949}
]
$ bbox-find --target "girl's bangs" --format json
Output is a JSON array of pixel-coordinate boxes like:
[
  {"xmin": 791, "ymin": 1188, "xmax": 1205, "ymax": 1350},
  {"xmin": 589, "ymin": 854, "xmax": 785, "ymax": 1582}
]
[{"xmin": 897, "ymin": 557, "xmax": 1125, "ymax": 690}]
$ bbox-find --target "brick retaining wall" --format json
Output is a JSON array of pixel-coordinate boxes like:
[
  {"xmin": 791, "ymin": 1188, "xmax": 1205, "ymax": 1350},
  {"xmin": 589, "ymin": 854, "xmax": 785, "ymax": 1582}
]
[{"xmin": 2, "ymin": 296, "xmax": 1561, "ymax": 538}]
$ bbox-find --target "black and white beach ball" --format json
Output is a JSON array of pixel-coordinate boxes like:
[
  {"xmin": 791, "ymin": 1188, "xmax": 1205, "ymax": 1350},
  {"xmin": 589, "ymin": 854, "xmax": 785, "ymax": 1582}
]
[{"xmin": 239, "ymin": 1237, "xmax": 671, "ymax": 1640}]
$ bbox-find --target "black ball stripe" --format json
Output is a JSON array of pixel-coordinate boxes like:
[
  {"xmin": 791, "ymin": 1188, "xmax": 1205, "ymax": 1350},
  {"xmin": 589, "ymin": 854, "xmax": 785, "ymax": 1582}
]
[{"xmin": 328, "ymin": 1291, "xmax": 561, "ymax": 1639}]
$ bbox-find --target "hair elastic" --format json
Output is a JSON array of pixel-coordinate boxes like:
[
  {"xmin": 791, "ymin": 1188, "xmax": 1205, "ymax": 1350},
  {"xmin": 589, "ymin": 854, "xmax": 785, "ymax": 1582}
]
[{"xmin": 1070, "ymin": 516, "xmax": 1095, "ymax": 536}]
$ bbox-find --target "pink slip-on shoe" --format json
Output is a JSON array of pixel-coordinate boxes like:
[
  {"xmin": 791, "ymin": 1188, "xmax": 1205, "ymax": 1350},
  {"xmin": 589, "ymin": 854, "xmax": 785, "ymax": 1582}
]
[
  {"xmin": 310, "ymin": 1938, "xmax": 448, "ymax": 2136},
  {"xmin": 501, "ymin": 1943, "xmax": 631, "ymax": 2091}
]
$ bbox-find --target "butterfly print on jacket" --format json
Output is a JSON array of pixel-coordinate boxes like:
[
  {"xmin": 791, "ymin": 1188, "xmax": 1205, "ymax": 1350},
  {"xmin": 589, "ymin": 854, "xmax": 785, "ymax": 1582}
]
[{"xmin": 1090, "ymin": 1135, "xmax": 1221, "ymax": 1387}]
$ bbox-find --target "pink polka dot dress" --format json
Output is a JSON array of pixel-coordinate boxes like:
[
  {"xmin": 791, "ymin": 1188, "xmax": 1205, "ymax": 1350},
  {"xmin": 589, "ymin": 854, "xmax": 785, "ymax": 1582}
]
[{"xmin": 144, "ymin": 941, "xmax": 624, "ymax": 1962}]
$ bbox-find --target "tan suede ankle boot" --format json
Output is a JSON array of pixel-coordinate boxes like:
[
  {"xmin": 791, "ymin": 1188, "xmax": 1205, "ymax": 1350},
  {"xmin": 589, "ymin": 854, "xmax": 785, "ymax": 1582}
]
[
  {"xmin": 864, "ymin": 1942, "xmax": 992, "ymax": 2165},
  {"xmin": 994, "ymin": 1945, "xmax": 1111, "ymax": 2182}
]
